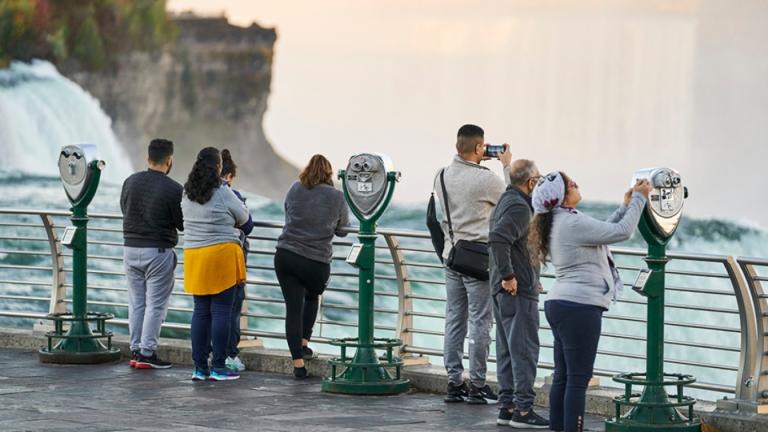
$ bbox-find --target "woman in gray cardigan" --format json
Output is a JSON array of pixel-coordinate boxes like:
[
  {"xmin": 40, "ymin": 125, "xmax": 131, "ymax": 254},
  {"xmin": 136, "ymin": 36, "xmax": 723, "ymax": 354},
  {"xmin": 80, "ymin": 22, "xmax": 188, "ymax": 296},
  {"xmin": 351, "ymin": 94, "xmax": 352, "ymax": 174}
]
[
  {"xmin": 528, "ymin": 172, "xmax": 650, "ymax": 432},
  {"xmin": 275, "ymin": 154, "xmax": 350, "ymax": 379}
]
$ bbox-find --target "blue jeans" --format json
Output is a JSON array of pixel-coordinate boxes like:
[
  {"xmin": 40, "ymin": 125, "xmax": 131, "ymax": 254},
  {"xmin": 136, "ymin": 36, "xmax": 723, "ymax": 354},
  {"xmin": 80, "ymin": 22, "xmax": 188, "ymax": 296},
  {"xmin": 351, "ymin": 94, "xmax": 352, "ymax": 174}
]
[
  {"xmin": 545, "ymin": 300, "xmax": 604, "ymax": 432},
  {"xmin": 192, "ymin": 286, "xmax": 236, "ymax": 371},
  {"xmin": 226, "ymin": 283, "xmax": 246, "ymax": 358}
]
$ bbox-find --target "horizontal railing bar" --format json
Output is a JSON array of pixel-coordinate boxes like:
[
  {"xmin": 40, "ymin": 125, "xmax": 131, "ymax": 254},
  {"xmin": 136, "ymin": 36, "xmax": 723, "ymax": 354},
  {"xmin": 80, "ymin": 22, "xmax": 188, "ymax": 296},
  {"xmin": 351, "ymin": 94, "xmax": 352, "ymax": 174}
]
[
  {"xmin": 0, "ymin": 222, "xmax": 44, "ymax": 228},
  {"xmin": 0, "ymin": 294, "xmax": 49, "ymax": 302},
  {"xmin": 316, "ymin": 318, "xmax": 397, "ymax": 332},
  {"xmin": 405, "ymin": 277, "xmax": 445, "ymax": 285},
  {"xmin": 0, "ymin": 236, "xmax": 48, "ymax": 242},
  {"xmin": 324, "ymin": 286, "xmax": 398, "ymax": 297},
  {"xmin": 0, "ymin": 311, "xmax": 47, "ymax": 319},
  {"xmin": 0, "ymin": 279, "xmax": 51, "ymax": 287},
  {"xmin": 400, "ymin": 346, "xmax": 735, "ymax": 394},
  {"xmin": 0, "ymin": 263, "xmax": 52, "ymax": 272},
  {"xmin": 85, "ymin": 240, "xmax": 123, "ymax": 247},
  {"xmin": 405, "ymin": 262, "xmax": 445, "ymax": 270},
  {"xmin": 61, "ymin": 253, "xmax": 124, "ymax": 262},
  {"xmin": 0, "ymin": 249, "xmax": 50, "ymax": 256},
  {"xmin": 404, "ymin": 327, "xmax": 740, "ymax": 353},
  {"xmin": 83, "ymin": 227, "xmax": 123, "ymax": 233},
  {"xmin": 320, "ymin": 303, "xmax": 398, "ymax": 314}
]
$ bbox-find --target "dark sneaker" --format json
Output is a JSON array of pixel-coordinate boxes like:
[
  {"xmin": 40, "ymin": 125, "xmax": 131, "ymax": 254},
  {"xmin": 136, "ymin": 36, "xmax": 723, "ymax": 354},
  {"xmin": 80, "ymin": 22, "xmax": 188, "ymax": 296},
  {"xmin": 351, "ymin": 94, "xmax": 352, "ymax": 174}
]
[
  {"xmin": 128, "ymin": 350, "xmax": 139, "ymax": 368},
  {"xmin": 209, "ymin": 367, "xmax": 240, "ymax": 381},
  {"xmin": 497, "ymin": 407, "xmax": 515, "ymax": 425},
  {"xmin": 301, "ymin": 346, "xmax": 315, "ymax": 360},
  {"xmin": 134, "ymin": 352, "xmax": 172, "ymax": 369},
  {"xmin": 294, "ymin": 366, "xmax": 309, "ymax": 380},
  {"xmin": 444, "ymin": 381, "xmax": 468, "ymax": 403},
  {"xmin": 467, "ymin": 384, "xmax": 497, "ymax": 405},
  {"xmin": 191, "ymin": 367, "xmax": 210, "ymax": 381},
  {"xmin": 510, "ymin": 409, "xmax": 549, "ymax": 429}
]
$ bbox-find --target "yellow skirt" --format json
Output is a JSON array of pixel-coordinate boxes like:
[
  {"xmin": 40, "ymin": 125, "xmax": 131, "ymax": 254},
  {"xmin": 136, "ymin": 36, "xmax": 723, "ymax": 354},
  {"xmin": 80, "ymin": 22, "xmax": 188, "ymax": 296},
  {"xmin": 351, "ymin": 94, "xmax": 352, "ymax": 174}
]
[{"xmin": 183, "ymin": 242, "xmax": 246, "ymax": 296}]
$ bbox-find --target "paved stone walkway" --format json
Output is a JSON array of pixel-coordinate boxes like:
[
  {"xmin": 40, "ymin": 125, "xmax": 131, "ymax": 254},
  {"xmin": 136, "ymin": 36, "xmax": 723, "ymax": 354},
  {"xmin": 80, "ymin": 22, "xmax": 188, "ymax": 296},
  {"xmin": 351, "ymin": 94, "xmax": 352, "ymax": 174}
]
[{"xmin": 0, "ymin": 348, "xmax": 606, "ymax": 431}]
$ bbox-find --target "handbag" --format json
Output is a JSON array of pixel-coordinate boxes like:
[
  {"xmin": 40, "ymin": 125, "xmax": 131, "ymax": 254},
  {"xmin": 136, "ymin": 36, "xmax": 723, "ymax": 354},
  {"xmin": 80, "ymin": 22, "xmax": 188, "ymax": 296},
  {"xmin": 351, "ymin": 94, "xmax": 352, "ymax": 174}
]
[
  {"xmin": 438, "ymin": 169, "xmax": 490, "ymax": 281},
  {"xmin": 426, "ymin": 190, "xmax": 445, "ymax": 262}
]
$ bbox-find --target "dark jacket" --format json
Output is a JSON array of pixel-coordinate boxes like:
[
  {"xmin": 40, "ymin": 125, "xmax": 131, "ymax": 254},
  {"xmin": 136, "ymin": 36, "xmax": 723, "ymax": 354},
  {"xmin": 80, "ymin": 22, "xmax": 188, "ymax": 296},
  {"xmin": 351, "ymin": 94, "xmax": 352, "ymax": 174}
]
[
  {"xmin": 489, "ymin": 185, "xmax": 539, "ymax": 300},
  {"xmin": 120, "ymin": 169, "xmax": 184, "ymax": 248}
]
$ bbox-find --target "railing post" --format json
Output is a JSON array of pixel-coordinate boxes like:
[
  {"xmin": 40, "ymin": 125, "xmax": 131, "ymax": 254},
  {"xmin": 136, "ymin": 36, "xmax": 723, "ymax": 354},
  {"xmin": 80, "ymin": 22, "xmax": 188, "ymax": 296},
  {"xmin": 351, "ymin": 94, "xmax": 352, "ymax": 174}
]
[
  {"xmin": 735, "ymin": 258, "xmax": 768, "ymax": 413},
  {"xmin": 722, "ymin": 256, "xmax": 759, "ymax": 404},
  {"xmin": 40, "ymin": 214, "xmax": 65, "ymax": 316},
  {"xmin": 383, "ymin": 233, "xmax": 422, "ymax": 363}
]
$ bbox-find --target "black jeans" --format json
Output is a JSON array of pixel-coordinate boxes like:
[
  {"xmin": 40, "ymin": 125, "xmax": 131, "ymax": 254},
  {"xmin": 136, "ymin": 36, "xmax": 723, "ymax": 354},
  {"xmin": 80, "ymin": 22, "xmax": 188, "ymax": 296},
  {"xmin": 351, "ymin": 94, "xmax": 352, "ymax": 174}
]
[
  {"xmin": 545, "ymin": 300, "xmax": 604, "ymax": 432},
  {"xmin": 226, "ymin": 283, "xmax": 246, "ymax": 358},
  {"xmin": 274, "ymin": 248, "xmax": 330, "ymax": 360}
]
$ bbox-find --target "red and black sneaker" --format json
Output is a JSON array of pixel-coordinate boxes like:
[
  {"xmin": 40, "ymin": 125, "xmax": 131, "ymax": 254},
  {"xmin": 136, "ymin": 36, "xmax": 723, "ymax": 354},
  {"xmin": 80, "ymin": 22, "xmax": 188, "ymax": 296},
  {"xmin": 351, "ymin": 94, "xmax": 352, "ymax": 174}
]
[
  {"xmin": 134, "ymin": 352, "xmax": 172, "ymax": 369},
  {"xmin": 128, "ymin": 350, "xmax": 139, "ymax": 368}
]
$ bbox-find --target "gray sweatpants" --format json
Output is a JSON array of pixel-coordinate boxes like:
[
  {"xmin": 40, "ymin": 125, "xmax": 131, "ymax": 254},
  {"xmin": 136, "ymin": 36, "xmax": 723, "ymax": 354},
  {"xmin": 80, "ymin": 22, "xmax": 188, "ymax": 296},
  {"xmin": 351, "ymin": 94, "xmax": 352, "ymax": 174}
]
[
  {"xmin": 124, "ymin": 247, "xmax": 177, "ymax": 356},
  {"xmin": 443, "ymin": 268, "xmax": 492, "ymax": 387},
  {"xmin": 494, "ymin": 292, "xmax": 540, "ymax": 411}
]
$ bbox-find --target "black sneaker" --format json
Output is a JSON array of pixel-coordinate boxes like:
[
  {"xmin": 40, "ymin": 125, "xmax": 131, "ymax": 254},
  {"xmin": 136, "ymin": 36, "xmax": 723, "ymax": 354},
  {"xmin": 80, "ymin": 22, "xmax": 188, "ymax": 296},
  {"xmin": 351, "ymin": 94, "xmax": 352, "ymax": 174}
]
[
  {"xmin": 444, "ymin": 381, "xmax": 468, "ymax": 403},
  {"xmin": 497, "ymin": 407, "xmax": 514, "ymax": 425},
  {"xmin": 301, "ymin": 346, "xmax": 315, "ymax": 360},
  {"xmin": 466, "ymin": 384, "xmax": 498, "ymax": 405},
  {"xmin": 294, "ymin": 366, "xmax": 309, "ymax": 379},
  {"xmin": 134, "ymin": 352, "xmax": 172, "ymax": 369},
  {"xmin": 509, "ymin": 409, "xmax": 549, "ymax": 429}
]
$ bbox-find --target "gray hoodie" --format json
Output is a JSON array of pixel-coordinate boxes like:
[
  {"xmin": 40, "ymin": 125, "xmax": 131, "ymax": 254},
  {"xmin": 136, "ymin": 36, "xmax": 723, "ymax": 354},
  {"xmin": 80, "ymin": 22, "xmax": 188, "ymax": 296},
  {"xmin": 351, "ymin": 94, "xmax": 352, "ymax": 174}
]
[
  {"xmin": 433, "ymin": 155, "xmax": 509, "ymax": 261},
  {"xmin": 545, "ymin": 192, "xmax": 647, "ymax": 310}
]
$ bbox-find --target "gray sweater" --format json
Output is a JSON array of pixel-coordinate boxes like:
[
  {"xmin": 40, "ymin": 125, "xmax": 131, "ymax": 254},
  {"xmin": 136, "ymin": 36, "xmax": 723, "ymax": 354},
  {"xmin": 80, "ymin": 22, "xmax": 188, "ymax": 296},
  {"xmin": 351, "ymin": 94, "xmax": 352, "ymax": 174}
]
[
  {"xmin": 276, "ymin": 182, "xmax": 350, "ymax": 264},
  {"xmin": 433, "ymin": 155, "xmax": 509, "ymax": 261},
  {"xmin": 546, "ymin": 192, "xmax": 647, "ymax": 310},
  {"xmin": 181, "ymin": 185, "xmax": 250, "ymax": 249}
]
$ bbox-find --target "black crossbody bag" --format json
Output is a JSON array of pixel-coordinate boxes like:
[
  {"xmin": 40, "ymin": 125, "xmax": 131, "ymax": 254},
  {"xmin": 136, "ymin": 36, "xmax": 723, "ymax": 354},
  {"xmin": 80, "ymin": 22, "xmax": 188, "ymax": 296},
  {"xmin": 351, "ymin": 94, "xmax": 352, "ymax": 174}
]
[{"xmin": 439, "ymin": 169, "xmax": 490, "ymax": 281}]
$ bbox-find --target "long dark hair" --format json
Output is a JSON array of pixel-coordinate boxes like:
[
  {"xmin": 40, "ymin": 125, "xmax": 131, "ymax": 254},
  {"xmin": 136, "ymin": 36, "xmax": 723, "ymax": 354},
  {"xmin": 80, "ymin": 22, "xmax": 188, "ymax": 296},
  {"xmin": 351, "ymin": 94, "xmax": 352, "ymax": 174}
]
[
  {"xmin": 299, "ymin": 154, "xmax": 333, "ymax": 189},
  {"xmin": 184, "ymin": 147, "xmax": 221, "ymax": 204},
  {"xmin": 221, "ymin": 149, "xmax": 237, "ymax": 178},
  {"xmin": 529, "ymin": 171, "xmax": 571, "ymax": 267}
]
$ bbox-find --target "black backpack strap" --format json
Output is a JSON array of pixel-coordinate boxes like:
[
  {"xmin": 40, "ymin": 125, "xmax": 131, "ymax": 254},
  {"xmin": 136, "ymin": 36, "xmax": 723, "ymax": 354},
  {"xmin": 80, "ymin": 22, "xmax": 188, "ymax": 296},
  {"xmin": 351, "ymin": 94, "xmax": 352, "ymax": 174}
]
[{"xmin": 439, "ymin": 169, "xmax": 455, "ymax": 245}]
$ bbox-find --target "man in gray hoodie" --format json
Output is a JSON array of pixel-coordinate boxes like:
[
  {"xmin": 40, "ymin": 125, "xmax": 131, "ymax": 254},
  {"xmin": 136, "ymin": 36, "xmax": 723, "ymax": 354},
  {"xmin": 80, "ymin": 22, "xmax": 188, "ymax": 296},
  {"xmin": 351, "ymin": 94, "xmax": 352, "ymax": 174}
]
[{"xmin": 434, "ymin": 124, "xmax": 511, "ymax": 404}]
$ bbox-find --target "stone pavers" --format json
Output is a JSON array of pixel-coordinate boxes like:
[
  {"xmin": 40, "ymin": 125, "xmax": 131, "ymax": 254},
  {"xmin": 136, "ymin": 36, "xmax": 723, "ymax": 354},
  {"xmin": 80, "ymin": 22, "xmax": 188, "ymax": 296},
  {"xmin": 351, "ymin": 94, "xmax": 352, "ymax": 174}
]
[{"xmin": 0, "ymin": 348, "xmax": 607, "ymax": 431}]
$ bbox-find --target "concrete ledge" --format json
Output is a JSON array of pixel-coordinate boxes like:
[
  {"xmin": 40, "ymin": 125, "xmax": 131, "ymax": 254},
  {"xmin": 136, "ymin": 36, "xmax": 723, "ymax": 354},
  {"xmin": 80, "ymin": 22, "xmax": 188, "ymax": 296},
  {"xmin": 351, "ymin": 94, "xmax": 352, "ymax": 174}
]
[{"xmin": 2, "ymin": 328, "xmax": 766, "ymax": 432}]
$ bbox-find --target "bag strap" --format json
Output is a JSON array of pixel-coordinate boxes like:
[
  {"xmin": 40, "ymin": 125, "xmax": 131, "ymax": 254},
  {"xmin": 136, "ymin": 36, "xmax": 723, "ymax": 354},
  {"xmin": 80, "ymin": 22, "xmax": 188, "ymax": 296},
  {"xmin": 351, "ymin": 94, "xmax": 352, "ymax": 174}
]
[{"xmin": 439, "ymin": 169, "xmax": 455, "ymax": 245}]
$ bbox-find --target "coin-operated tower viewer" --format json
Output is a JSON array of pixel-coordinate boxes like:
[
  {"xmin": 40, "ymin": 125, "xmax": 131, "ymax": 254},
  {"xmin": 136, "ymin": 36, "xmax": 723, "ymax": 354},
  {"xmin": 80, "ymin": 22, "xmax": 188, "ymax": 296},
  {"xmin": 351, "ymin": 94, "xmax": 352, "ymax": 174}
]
[
  {"xmin": 606, "ymin": 168, "xmax": 699, "ymax": 432},
  {"xmin": 321, "ymin": 153, "xmax": 411, "ymax": 395},
  {"xmin": 39, "ymin": 144, "xmax": 121, "ymax": 364}
]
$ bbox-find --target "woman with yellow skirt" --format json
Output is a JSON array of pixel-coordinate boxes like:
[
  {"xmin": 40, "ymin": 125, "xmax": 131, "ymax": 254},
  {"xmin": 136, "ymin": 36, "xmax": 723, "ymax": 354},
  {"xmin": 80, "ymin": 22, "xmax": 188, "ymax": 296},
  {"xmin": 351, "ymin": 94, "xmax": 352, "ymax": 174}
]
[{"xmin": 181, "ymin": 147, "xmax": 249, "ymax": 381}]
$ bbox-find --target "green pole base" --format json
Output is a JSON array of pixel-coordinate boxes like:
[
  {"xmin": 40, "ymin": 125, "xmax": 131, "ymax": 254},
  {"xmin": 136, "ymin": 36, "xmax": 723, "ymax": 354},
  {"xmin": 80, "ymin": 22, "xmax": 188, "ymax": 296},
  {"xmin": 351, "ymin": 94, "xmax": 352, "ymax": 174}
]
[
  {"xmin": 321, "ymin": 376, "xmax": 411, "ymax": 395},
  {"xmin": 605, "ymin": 418, "xmax": 701, "ymax": 432},
  {"xmin": 38, "ymin": 347, "xmax": 121, "ymax": 364},
  {"xmin": 38, "ymin": 312, "xmax": 120, "ymax": 364},
  {"xmin": 322, "ymin": 338, "xmax": 411, "ymax": 395}
]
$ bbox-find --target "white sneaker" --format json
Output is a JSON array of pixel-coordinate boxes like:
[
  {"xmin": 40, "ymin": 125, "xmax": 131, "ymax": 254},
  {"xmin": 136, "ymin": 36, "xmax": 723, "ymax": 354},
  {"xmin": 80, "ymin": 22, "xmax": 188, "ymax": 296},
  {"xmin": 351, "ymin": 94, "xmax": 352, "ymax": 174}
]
[{"xmin": 226, "ymin": 356, "xmax": 246, "ymax": 372}]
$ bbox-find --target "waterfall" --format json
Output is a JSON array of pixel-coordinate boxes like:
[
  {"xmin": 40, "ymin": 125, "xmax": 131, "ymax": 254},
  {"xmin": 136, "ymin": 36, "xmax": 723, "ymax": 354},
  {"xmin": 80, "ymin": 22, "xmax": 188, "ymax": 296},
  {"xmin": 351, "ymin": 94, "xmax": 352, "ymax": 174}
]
[{"xmin": 0, "ymin": 60, "xmax": 133, "ymax": 185}]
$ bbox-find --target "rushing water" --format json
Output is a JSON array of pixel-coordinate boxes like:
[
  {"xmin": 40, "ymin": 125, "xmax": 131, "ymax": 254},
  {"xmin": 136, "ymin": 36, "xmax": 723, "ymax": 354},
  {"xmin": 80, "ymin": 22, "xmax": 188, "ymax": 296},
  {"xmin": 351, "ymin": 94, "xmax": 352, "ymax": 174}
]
[{"xmin": 0, "ymin": 61, "xmax": 133, "ymax": 184}]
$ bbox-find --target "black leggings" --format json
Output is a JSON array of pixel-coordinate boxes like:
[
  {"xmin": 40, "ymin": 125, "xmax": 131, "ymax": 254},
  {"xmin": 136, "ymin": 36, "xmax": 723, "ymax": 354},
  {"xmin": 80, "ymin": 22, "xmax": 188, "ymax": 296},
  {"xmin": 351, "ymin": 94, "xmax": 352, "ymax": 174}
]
[{"xmin": 274, "ymin": 248, "xmax": 330, "ymax": 360}]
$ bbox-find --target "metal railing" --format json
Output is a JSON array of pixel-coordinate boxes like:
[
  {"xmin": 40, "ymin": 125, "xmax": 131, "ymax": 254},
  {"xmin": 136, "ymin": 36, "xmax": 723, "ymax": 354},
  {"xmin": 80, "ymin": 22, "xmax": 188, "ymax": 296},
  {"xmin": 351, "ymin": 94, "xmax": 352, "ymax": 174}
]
[{"xmin": 0, "ymin": 208, "xmax": 762, "ymax": 404}]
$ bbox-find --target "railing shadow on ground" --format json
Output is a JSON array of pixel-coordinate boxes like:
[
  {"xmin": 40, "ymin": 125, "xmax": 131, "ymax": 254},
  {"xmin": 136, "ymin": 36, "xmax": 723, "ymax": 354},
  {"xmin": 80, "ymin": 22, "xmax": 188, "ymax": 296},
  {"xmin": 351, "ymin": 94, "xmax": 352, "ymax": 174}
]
[{"xmin": 0, "ymin": 208, "xmax": 765, "ymax": 409}]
